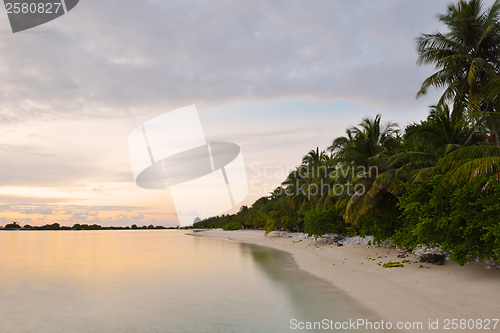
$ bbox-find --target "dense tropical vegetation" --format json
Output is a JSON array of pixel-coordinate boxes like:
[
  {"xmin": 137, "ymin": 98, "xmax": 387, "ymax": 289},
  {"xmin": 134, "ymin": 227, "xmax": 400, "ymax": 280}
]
[{"xmin": 193, "ymin": 0, "xmax": 500, "ymax": 265}]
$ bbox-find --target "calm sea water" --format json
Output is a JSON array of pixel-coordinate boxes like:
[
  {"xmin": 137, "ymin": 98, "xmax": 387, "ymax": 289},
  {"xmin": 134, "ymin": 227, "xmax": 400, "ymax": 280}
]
[{"xmin": 0, "ymin": 230, "xmax": 388, "ymax": 332}]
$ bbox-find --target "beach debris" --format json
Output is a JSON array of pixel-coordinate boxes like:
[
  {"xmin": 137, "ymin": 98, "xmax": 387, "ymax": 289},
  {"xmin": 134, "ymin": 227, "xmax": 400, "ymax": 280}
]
[
  {"xmin": 397, "ymin": 248, "xmax": 413, "ymax": 258},
  {"xmin": 483, "ymin": 259, "xmax": 500, "ymax": 269},
  {"xmin": 310, "ymin": 234, "xmax": 393, "ymax": 248},
  {"xmin": 418, "ymin": 253, "xmax": 445, "ymax": 265},
  {"xmin": 268, "ymin": 231, "xmax": 306, "ymax": 239},
  {"xmin": 467, "ymin": 256, "xmax": 500, "ymax": 268},
  {"xmin": 272, "ymin": 232, "xmax": 395, "ymax": 249},
  {"xmin": 270, "ymin": 233, "xmax": 500, "ymax": 269},
  {"xmin": 382, "ymin": 261, "xmax": 404, "ymax": 268},
  {"xmin": 413, "ymin": 245, "xmax": 451, "ymax": 259}
]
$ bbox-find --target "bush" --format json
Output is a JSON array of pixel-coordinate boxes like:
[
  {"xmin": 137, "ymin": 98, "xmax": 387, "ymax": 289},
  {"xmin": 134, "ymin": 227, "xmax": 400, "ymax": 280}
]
[
  {"xmin": 395, "ymin": 174, "xmax": 500, "ymax": 265},
  {"xmin": 304, "ymin": 207, "xmax": 346, "ymax": 237},
  {"xmin": 222, "ymin": 222, "xmax": 242, "ymax": 231},
  {"xmin": 355, "ymin": 191, "xmax": 403, "ymax": 242}
]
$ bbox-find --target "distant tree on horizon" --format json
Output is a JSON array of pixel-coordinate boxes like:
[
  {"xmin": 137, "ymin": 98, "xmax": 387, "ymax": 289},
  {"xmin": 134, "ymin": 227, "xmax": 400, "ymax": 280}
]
[{"xmin": 4, "ymin": 221, "xmax": 21, "ymax": 229}]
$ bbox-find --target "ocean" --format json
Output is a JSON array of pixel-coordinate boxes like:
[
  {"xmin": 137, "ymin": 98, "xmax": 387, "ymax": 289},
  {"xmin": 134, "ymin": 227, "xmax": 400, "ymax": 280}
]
[{"xmin": 0, "ymin": 230, "xmax": 388, "ymax": 332}]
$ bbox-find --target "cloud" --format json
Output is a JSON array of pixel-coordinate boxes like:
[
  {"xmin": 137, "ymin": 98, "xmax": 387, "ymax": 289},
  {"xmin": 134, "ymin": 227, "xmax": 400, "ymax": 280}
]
[
  {"xmin": 66, "ymin": 214, "xmax": 177, "ymax": 227},
  {"xmin": 0, "ymin": 144, "xmax": 55, "ymax": 156},
  {"xmin": 0, "ymin": 203, "xmax": 145, "ymax": 214},
  {"xmin": 19, "ymin": 207, "xmax": 54, "ymax": 215},
  {"xmin": 0, "ymin": 216, "xmax": 35, "ymax": 224},
  {"xmin": 0, "ymin": 0, "xmax": 485, "ymax": 125},
  {"xmin": 176, "ymin": 210, "xmax": 202, "ymax": 217},
  {"xmin": 0, "ymin": 195, "xmax": 84, "ymax": 204}
]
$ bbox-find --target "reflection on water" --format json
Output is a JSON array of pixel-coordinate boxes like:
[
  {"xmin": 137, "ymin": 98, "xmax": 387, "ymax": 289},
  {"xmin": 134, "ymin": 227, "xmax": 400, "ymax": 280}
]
[
  {"xmin": 0, "ymin": 231, "xmax": 390, "ymax": 332},
  {"xmin": 244, "ymin": 244, "xmax": 383, "ymax": 326}
]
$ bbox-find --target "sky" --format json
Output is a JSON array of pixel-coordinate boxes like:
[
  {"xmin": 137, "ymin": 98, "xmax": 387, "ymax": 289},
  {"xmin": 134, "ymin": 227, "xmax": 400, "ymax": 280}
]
[{"xmin": 0, "ymin": 0, "xmax": 494, "ymax": 227}]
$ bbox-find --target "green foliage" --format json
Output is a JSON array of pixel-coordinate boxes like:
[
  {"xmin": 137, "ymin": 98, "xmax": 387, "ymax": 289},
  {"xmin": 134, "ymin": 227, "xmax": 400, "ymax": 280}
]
[
  {"xmin": 262, "ymin": 193, "xmax": 302, "ymax": 234},
  {"xmin": 304, "ymin": 207, "xmax": 346, "ymax": 237},
  {"xmin": 395, "ymin": 174, "xmax": 500, "ymax": 265},
  {"xmin": 194, "ymin": 190, "xmax": 302, "ymax": 233},
  {"xmin": 222, "ymin": 222, "xmax": 243, "ymax": 231}
]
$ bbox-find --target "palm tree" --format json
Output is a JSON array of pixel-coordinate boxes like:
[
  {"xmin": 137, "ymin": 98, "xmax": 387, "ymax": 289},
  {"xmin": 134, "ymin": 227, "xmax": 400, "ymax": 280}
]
[
  {"xmin": 301, "ymin": 147, "xmax": 330, "ymax": 166},
  {"xmin": 391, "ymin": 105, "xmax": 479, "ymax": 183},
  {"xmin": 326, "ymin": 115, "xmax": 402, "ymax": 225},
  {"xmin": 282, "ymin": 148, "xmax": 334, "ymax": 212},
  {"xmin": 417, "ymin": 0, "xmax": 500, "ymax": 143},
  {"xmin": 438, "ymin": 145, "xmax": 500, "ymax": 186},
  {"xmin": 282, "ymin": 166, "xmax": 310, "ymax": 211},
  {"xmin": 408, "ymin": 105, "xmax": 476, "ymax": 153},
  {"xmin": 329, "ymin": 115, "xmax": 399, "ymax": 167},
  {"xmin": 260, "ymin": 187, "xmax": 303, "ymax": 233}
]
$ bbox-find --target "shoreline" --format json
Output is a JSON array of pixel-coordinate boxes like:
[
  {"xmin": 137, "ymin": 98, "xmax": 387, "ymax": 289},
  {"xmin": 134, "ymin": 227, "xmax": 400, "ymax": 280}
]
[{"xmin": 195, "ymin": 229, "xmax": 500, "ymax": 333}]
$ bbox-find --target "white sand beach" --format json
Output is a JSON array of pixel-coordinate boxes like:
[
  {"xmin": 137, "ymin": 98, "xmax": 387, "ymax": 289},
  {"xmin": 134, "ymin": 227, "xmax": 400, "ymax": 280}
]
[{"xmin": 197, "ymin": 229, "xmax": 500, "ymax": 332}]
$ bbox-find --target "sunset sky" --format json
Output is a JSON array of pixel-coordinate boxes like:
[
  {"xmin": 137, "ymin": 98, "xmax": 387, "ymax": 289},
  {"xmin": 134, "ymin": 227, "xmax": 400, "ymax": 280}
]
[{"xmin": 1, "ymin": 0, "xmax": 490, "ymax": 227}]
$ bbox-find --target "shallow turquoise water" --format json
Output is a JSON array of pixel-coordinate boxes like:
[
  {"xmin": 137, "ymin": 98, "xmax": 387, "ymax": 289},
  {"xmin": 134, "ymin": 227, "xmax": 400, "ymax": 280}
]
[{"xmin": 0, "ymin": 230, "xmax": 389, "ymax": 332}]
